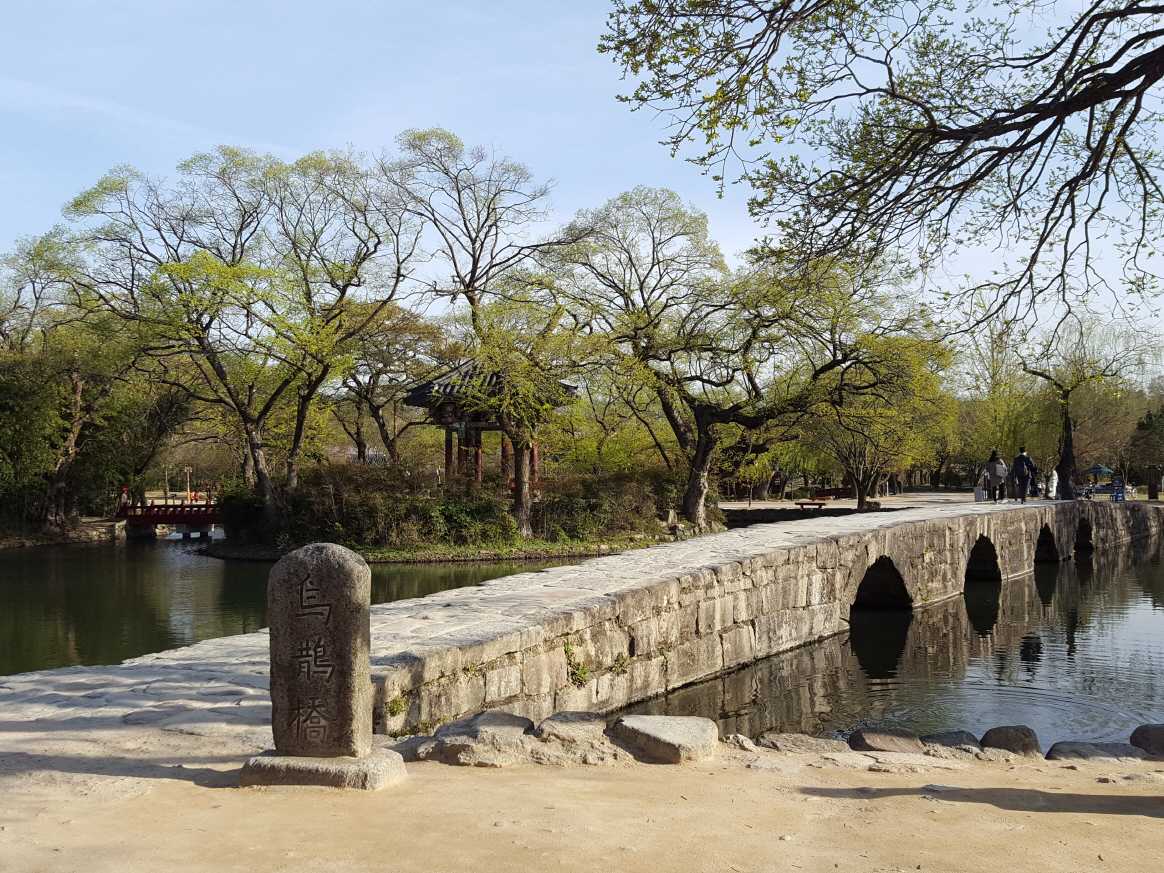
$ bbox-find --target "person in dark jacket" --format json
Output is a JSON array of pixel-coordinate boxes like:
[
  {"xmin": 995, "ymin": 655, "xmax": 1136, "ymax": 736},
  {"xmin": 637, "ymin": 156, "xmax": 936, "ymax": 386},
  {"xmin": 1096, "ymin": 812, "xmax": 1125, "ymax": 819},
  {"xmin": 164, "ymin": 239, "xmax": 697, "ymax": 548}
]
[{"xmin": 1012, "ymin": 447, "xmax": 1038, "ymax": 504}]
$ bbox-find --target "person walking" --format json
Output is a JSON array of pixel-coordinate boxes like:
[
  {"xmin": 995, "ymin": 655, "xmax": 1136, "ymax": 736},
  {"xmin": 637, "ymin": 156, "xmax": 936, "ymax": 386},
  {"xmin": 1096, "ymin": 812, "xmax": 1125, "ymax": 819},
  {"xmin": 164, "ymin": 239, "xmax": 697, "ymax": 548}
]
[
  {"xmin": 1012, "ymin": 447, "xmax": 1038, "ymax": 504},
  {"xmin": 985, "ymin": 450, "xmax": 1008, "ymax": 503}
]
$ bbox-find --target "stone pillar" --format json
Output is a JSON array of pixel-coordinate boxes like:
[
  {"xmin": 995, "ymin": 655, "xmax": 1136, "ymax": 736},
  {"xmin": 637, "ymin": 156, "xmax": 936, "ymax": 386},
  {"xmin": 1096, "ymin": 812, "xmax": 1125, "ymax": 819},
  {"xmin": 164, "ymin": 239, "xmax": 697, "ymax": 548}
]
[
  {"xmin": 268, "ymin": 543, "xmax": 372, "ymax": 757},
  {"xmin": 241, "ymin": 543, "xmax": 405, "ymax": 789}
]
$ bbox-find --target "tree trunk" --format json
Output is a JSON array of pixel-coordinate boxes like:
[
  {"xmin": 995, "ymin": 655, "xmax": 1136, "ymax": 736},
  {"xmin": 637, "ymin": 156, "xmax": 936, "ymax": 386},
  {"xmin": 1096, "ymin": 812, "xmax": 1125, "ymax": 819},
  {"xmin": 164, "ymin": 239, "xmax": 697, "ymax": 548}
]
[
  {"xmin": 244, "ymin": 421, "xmax": 280, "ymax": 533},
  {"xmin": 511, "ymin": 438, "xmax": 533, "ymax": 538},
  {"xmin": 44, "ymin": 374, "xmax": 88, "ymax": 526},
  {"xmin": 681, "ymin": 422, "xmax": 719, "ymax": 529},
  {"xmin": 1056, "ymin": 405, "xmax": 1077, "ymax": 501}
]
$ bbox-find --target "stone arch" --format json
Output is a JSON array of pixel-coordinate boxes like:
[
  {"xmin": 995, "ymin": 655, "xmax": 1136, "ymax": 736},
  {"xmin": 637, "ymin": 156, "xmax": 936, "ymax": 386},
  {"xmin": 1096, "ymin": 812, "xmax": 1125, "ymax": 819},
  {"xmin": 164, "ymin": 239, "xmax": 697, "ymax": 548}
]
[
  {"xmin": 963, "ymin": 535, "xmax": 1002, "ymax": 636},
  {"xmin": 1075, "ymin": 517, "xmax": 1095, "ymax": 552},
  {"xmin": 853, "ymin": 556, "xmax": 913, "ymax": 609},
  {"xmin": 1034, "ymin": 524, "xmax": 1061, "ymax": 564},
  {"xmin": 965, "ymin": 535, "xmax": 1002, "ymax": 582}
]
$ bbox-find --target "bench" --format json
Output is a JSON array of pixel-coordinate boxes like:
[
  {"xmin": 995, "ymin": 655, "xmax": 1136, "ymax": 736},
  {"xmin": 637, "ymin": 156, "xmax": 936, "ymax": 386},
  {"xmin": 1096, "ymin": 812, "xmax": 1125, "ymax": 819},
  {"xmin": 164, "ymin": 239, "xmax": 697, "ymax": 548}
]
[{"xmin": 794, "ymin": 500, "xmax": 830, "ymax": 510}]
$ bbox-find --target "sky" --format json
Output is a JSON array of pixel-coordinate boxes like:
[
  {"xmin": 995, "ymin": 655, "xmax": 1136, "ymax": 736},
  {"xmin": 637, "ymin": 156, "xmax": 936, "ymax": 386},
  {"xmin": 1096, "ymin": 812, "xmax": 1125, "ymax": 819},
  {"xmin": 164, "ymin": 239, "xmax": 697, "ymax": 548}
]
[{"xmin": 0, "ymin": 0, "xmax": 762, "ymax": 262}]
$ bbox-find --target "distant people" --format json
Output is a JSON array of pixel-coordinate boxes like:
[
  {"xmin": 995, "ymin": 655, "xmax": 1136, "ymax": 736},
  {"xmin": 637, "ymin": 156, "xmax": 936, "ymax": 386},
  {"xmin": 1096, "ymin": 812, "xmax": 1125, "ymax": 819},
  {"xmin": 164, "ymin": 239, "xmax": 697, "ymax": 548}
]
[
  {"xmin": 985, "ymin": 450, "xmax": 1008, "ymax": 502},
  {"xmin": 1012, "ymin": 447, "xmax": 1038, "ymax": 505},
  {"xmin": 1049, "ymin": 469, "xmax": 1059, "ymax": 500}
]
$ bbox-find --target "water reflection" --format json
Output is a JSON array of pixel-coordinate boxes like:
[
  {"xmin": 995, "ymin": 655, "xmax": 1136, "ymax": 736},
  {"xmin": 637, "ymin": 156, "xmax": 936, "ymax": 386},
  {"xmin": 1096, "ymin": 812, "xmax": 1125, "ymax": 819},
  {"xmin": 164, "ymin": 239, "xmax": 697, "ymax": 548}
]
[
  {"xmin": 624, "ymin": 541, "xmax": 1164, "ymax": 746},
  {"xmin": 0, "ymin": 541, "xmax": 571, "ymax": 676}
]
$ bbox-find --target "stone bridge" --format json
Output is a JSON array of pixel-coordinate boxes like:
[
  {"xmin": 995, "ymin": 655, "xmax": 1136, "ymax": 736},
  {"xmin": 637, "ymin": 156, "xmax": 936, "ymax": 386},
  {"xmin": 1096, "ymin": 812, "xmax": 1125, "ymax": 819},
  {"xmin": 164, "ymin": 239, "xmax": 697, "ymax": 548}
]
[{"xmin": 360, "ymin": 500, "xmax": 1163, "ymax": 735}]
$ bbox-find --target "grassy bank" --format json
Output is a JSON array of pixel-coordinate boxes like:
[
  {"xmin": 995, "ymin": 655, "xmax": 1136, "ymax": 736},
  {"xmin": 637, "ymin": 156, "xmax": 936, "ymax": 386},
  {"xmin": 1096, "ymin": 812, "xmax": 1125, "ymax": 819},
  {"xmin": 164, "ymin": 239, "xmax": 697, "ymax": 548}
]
[{"xmin": 204, "ymin": 533, "xmax": 665, "ymax": 564}]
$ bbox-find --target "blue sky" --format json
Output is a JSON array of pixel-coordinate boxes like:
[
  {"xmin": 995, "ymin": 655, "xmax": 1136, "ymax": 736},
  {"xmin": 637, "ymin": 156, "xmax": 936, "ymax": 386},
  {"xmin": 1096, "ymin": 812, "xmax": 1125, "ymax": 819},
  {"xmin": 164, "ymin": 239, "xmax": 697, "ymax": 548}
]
[{"xmin": 0, "ymin": 0, "xmax": 760, "ymax": 261}]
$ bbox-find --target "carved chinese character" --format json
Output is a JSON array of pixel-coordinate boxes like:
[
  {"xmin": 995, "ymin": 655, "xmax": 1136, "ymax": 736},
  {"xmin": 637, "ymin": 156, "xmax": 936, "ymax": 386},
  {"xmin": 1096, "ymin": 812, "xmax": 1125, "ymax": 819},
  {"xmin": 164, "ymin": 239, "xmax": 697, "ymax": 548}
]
[
  {"xmin": 295, "ymin": 573, "xmax": 332, "ymax": 623},
  {"xmin": 294, "ymin": 638, "xmax": 335, "ymax": 681}
]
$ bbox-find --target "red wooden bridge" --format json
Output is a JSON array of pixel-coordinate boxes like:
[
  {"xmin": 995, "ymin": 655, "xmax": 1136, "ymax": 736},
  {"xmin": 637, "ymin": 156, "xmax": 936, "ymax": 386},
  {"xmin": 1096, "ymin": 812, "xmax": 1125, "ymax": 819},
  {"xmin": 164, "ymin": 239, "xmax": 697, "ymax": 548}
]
[{"xmin": 116, "ymin": 504, "xmax": 222, "ymax": 526}]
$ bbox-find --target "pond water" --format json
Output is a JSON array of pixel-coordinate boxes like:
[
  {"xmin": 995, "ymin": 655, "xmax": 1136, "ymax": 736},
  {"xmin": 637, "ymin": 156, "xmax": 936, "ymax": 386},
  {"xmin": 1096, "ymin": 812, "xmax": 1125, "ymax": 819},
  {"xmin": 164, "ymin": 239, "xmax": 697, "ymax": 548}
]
[
  {"xmin": 0, "ymin": 538, "xmax": 570, "ymax": 677},
  {"xmin": 623, "ymin": 541, "xmax": 1164, "ymax": 748}
]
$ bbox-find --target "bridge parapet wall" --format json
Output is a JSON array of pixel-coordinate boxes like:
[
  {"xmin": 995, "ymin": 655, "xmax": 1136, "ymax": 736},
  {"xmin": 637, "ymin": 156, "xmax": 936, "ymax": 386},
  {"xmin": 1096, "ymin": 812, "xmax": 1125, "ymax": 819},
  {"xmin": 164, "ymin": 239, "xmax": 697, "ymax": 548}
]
[{"xmin": 370, "ymin": 501, "xmax": 1164, "ymax": 735}]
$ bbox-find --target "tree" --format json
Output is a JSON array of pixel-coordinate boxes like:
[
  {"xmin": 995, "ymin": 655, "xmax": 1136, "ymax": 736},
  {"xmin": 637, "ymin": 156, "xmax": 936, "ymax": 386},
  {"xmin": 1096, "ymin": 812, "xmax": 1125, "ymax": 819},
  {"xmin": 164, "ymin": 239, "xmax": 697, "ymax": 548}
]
[
  {"xmin": 602, "ymin": 1, "xmax": 1164, "ymax": 316},
  {"xmin": 65, "ymin": 147, "xmax": 422, "ymax": 532},
  {"xmin": 342, "ymin": 304, "xmax": 453, "ymax": 467},
  {"xmin": 1019, "ymin": 315, "xmax": 1157, "ymax": 498},
  {"xmin": 802, "ymin": 336, "xmax": 955, "ymax": 510},
  {"xmin": 453, "ymin": 298, "xmax": 583, "ymax": 538},
  {"xmin": 548, "ymin": 187, "xmax": 918, "ymax": 527}
]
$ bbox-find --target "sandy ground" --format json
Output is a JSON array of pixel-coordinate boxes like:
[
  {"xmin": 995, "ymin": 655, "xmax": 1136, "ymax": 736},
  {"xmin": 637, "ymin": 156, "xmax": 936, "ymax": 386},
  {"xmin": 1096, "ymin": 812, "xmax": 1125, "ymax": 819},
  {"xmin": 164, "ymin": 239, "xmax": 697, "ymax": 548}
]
[{"xmin": 2, "ymin": 734, "xmax": 1161, "ymax": 873}]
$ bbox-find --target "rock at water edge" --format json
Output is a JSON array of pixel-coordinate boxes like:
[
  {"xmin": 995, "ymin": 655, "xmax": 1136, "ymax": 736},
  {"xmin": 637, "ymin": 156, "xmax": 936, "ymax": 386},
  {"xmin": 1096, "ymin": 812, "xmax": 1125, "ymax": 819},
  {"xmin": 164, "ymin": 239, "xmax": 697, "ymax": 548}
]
[
  {"xmin": 920, "ymin": 730, "xmax": 982, "ymax": 751},
  {"xmin": 981, "ymin": 725, "xmax": 1042, "ymax": 758},
  {"xmin": 849, "ymin": 727, "xmax": 925, "ymax": 754},
  {"xmin": 756, "ymin": 733, "xmax": 850, "ymax": 755},
  {"xmin": 1045, "ymin": 741, "xmax": 1147, "ymax": 762},
  {"xmin": 1129, "ymin": 724, "xmax": 1164, "ymax": 759}
]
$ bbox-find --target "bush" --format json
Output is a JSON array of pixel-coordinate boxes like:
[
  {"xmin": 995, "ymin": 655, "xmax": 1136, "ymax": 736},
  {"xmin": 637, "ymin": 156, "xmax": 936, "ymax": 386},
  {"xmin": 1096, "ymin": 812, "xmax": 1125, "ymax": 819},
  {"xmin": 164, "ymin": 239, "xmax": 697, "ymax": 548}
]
[
  {"xmin": 218, "ymin": 484, "xmax": 267, "ymax": 542},
  {"xmin": 287, "ymin": 465, "xmax": 516, "ymax": 548}
]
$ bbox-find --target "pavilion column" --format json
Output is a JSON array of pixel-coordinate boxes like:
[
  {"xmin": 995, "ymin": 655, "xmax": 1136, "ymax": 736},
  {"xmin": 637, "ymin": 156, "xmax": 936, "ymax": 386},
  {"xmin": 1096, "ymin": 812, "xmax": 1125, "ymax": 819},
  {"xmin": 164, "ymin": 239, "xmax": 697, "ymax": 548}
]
[
  {"xmin": 444, "ymin": 429, "xmax": 454, "ymax": 483},
  {"xmin": 532, "ymin": 439, "xmax": 540, "ymax": 483},
  {"xmin": 501, "ymin": 436, "xmax": 511, "ymax": 482},
  {"xmin": 475, "ymin": 445, "xmax": 483, "ymax": 483}
]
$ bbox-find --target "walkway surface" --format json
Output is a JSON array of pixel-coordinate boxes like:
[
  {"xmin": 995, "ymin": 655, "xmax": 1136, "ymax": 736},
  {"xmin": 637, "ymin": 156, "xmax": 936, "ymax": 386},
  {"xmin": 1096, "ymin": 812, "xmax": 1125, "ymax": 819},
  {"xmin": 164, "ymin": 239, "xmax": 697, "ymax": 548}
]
[{"xmin": 0, "ymin": 493, "xmax": 1046, "ymax": 777}]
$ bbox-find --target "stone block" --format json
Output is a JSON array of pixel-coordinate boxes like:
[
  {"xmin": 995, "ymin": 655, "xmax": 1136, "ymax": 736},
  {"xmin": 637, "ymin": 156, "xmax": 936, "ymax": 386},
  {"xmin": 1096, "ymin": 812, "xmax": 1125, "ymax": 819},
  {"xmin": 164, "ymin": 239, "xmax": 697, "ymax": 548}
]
[
  {"xmin": 697, "ymin": 596, "xmax": 734, "ymax": 635},
  {"xmin": 594, "ymin": 672, "xmax": 631, "ymax": 710},
  {"xmin": 721, "ymin": 624, "xmax": 756, "ymax": 670},
  {"xmin": 629, "ymin": 613, "xmax": 679, "ymax": 658},
  {"xmin": 484, "ymin": 663, "xmax": 522, "ymax": 704},
  {"xmin": 536, "ymin": 711, "xmax": 607, "ymax": 744},
  {"xmin": 576, "ymin": 622, "xmax": 631, "ymax": 669},
  {"xmin": 240, "ymin": 749, "xmax": 406, "ymax": 789},
  {"xmin": 611, "ymin": 715, "xmax": 719, "ymax": 763},
  {"xmin": 554, "ymin": 681, "xmax": 595, "ymax": 712},
  {"xmin": 733, "ymin": 588, "xmax": 763, "ymax": 623},
  {"xmin": 816, "ymin": 540, "xmax": 840, "ymax": 570},
  {"xmin": 522, "ymin": 647, "xmax": 567, "ymax": 697},
  {"xmin": 614, "ymin": 581, "xmax": 677, "ymax": 625},
  {"xmin": 628, "ymin": 656, "xmax": 666, "ymax": 701},
  {"xmin": 669, "ymin": 633, "xmax": 723, "ymax": 688}
]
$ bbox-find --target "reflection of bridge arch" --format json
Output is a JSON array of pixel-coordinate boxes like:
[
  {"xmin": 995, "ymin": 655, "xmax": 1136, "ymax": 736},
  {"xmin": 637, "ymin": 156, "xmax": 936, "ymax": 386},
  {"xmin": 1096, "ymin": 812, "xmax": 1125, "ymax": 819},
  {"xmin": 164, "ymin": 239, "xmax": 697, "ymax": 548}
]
[{"xmin": 1035, "ymin": 524, "xmax": 1060, "ymax": 563}]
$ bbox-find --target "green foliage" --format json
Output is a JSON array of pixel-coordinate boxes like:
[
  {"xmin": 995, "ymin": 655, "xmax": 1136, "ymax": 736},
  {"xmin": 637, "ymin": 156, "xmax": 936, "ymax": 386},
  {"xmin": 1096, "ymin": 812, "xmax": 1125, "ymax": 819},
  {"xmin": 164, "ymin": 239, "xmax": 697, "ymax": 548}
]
[
  {"xmin": 285, "ymin": 465, "xmax": 517, "ymax": 548},
  {"xmin": 218, "ymin": 484, "xmax": 267, "ymax": 543}
]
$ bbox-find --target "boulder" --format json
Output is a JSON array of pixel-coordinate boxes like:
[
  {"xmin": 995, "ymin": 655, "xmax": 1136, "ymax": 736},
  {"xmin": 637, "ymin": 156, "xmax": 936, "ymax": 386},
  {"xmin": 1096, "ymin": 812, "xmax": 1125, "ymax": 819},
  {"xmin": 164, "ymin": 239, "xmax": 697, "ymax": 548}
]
[
  {"xmin": 981, "ymin": 725, "xmax": 1042, "ymax": 758},
  {"xmin": 1129, "ymin": 724, "xmax": 1164, "ymax": 759},
  {"xmin": 756, "ymin": 732, "xmax": 851, "ymax": 754},
  {"xmin": 611, "ymin": 715, "xmax": 719, "ymax": 763},
  {"xmin": 848, "ymin": 727, "xmax": 925, "ymax": 754},
  {"xmin": 536, "ymin": 711, "xmax": 607, "ymax": 744},
  {"xmin": 921, "ymin": 730, "xmax": 982, "ymax": 750},
  {"xmin": 1045, "ymin": 741, "xmax": 1147, "ymax": 762}
]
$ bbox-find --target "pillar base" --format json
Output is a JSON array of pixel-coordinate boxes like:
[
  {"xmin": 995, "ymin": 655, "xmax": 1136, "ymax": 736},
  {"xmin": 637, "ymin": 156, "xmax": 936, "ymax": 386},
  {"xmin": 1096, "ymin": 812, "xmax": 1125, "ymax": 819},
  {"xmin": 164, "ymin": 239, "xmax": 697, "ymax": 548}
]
[{"xmin": 239, "ymin": 748, "xmax": 406, "ymax": 790}]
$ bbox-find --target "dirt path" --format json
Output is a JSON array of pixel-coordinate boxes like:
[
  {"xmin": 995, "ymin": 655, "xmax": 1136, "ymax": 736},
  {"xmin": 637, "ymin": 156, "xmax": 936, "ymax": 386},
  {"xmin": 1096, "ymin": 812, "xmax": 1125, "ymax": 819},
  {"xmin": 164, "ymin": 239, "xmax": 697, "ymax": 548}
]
[{"xmin": 2, "ymin": 745, "xmax": 1161, "ymax": 873}]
